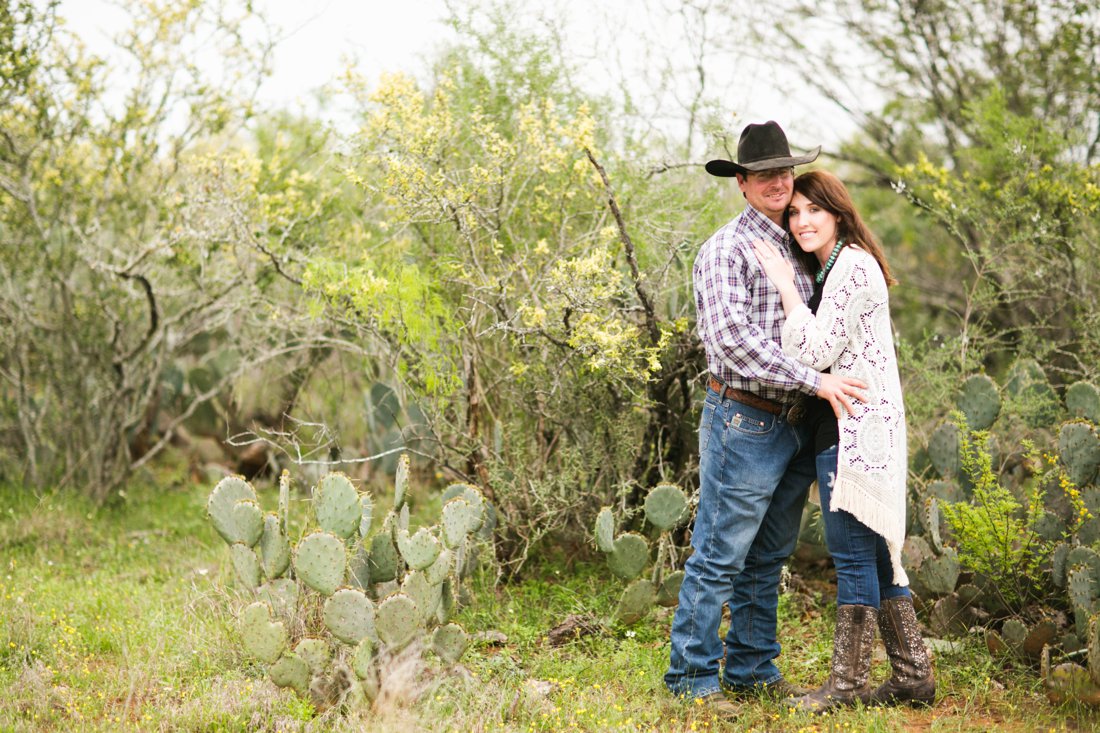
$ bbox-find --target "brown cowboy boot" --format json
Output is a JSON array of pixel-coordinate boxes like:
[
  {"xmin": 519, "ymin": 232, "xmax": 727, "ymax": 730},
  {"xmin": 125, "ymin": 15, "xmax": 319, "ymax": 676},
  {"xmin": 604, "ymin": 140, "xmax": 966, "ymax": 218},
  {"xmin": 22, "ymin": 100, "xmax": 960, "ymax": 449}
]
[
  {"xmin": 870, "ymin": 595, "xmax": 935, "ymax": 706},
  {"xmin": 785, "ymin": 604, "xmax": 877, "ymax": 714}
]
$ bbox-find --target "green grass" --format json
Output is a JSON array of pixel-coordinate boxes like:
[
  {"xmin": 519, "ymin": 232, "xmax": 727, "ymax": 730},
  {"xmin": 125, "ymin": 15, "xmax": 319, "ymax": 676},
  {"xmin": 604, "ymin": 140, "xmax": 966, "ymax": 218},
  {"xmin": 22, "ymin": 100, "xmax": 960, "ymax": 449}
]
[{"xmin": 1, "ymin": 470, "xmax": 1099, "ymax": 732}]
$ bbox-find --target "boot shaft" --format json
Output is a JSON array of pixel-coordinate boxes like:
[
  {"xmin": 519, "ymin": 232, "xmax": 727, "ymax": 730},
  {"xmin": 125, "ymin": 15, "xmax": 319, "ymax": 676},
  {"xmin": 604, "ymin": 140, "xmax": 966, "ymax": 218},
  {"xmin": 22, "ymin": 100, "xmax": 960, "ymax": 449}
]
[
  {"xmin": 830, "ymin": 604, "xmax": 878, "ymax": 693},
  {"xmin": 877, "ymin": 595, "xmax": 931, "ymax": 682}
]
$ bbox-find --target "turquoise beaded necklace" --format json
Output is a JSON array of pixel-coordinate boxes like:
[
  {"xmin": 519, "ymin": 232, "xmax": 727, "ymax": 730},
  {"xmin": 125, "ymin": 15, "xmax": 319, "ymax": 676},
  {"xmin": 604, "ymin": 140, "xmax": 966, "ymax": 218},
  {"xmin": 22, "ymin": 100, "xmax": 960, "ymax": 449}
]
[{"xmin": 815, "ymin": 239, "xmax": 846, "ymax": 284}]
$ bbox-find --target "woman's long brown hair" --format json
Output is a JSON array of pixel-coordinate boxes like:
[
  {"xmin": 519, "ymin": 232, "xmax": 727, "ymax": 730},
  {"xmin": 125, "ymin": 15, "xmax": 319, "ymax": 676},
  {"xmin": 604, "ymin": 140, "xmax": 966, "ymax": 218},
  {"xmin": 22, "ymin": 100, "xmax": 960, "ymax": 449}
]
[{"xmin": 785, "ymin": 170, "xmax": 897, "ymax": 286}]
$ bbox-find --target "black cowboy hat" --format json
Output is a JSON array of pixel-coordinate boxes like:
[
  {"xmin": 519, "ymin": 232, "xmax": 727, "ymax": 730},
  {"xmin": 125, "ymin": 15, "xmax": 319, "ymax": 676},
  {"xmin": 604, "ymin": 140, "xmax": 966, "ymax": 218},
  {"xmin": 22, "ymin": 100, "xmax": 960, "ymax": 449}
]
[{"xmin": 705, "ymin": 121, "xmax": 821, "ymax": 177}]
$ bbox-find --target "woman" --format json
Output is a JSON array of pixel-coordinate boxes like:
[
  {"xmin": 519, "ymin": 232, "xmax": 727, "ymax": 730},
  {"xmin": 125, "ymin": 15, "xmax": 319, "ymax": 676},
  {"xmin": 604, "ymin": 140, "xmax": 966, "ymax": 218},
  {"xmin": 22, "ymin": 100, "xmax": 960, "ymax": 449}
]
[{"xmin": 752, "ymin": 170, "xmax": 934, "ymax": 712}]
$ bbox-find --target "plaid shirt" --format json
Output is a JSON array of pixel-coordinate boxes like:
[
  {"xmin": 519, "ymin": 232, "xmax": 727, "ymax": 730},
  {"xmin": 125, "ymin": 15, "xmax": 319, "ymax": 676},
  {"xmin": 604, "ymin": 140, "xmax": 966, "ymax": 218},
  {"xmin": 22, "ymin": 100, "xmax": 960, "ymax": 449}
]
[{"xmin": 694, "ymin": 205, "xmax": 821, "ymax": 402}]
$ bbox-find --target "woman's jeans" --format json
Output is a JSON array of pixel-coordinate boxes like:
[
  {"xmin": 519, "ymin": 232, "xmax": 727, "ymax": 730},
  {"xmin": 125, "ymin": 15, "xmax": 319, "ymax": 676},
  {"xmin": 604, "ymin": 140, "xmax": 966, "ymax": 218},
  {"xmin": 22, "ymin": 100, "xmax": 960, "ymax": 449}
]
[
  {"xmin": 665, "ymin": 386, "xmax": 815, "ymax": 699},
  {"xmin": 816, "ymin": 445, "xmax": 909, "ymax": 607}
]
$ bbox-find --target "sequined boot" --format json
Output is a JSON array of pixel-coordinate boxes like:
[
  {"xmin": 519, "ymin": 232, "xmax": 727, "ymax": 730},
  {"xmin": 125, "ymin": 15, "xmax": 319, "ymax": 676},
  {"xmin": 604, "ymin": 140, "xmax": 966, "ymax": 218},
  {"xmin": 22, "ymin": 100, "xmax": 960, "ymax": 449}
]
[
  {"xmin": 870, "ymin": 595, "xmax": 935, "ymax": 706},
  {"xmin": 785, "ymin": 604, "xmax": 877, "ymax": 713}
]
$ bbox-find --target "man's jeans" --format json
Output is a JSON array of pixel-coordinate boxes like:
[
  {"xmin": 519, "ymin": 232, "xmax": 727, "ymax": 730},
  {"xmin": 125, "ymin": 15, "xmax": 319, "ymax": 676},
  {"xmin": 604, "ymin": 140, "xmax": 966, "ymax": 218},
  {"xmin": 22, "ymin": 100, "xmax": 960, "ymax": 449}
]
[
  {"xmin": 665, "ymin": 386, "xmax": 814, "ymax": 699},
  {"xmin": 816, "ymin": 445, "xmax": 909, "ymax": 608}
]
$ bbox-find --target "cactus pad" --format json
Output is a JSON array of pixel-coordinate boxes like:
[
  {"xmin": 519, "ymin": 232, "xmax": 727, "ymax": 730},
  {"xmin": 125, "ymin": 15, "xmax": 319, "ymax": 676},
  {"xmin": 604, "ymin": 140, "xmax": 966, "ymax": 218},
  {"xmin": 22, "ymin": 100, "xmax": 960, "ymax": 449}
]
[
  {"xmin": 1005, "ymin": 359, "xmax": 1060, "ymax": 427},
  {"xmin": 376, "ymin": 593, "xmax": 419, "ymax": 650},
  {"xmin": 431, "ymin": 623, "xmax": 469, "ymax": 665},
  {"xmin": 924, "ymin": 498, "xmax": 944, "ymax": 554},
  {"xmin": 1067, "ymin": 547, "xmax": 1100, "ymax": 586},
  {"xmin": 442, "ymin": 483, "xmax": 486, "ymax": 532},
  {"xmin": 401, "ymin": 569, "xmax": 439, "ymax": 625},
  {"xmin": 928, "ymin": 422, "xmax": 961, "ymax": 480},
  {"xmin": 207, "ymin": 476, "xmax": 260, "ymax": 545},
  {"xmin": 928, "ymin": 593, "xmax": 968, "ymax": 637},
  {"xmin": 239, "ymin": 601, "xmax": 286, "ymax": 664},
  {"xmin": 394, "ymin": 454, "xmax": 410, "ymax": 510},
  {"xmin": 644, "ymin": 484, "xmax": 689, "ymax": 532},
  {"xmin": 1001, "ymin": 618, "xmax": 1027, "ymax": 647},
  {"xmin": 615, "ymin": 578, "xmax": 657, "ymax": 625},
  {"xmin": 925, "ymin": 480, "xmax": 965, "ymax": 504},
  {"xmin": 359, "ymin": 493, "xmax": 374, "ymax": 538},
  {"xmin": 351, "ymin": 637, "xmax": 374, "ymax": 679},
  {"xmin": 315, "ymin": 472, "xmax": 361, "ymax": 539},
  {"xmin": 1022, "ymin": 620, "xmax": 1059, "ymax": 659},
  {"xmin": 397, "ymin": 527, "xmax": 443, "ymax": 570},
  {"xmin": 441, "ymin": 498, "xmax": 469, "ymax": 549},
  {"xmin": 426, "ymin": 548, "xmax": 452, "ymax": 586},
  {"xmin": 902, "ymin": 534, "xmax": 934, "ymax": 569},
  {"xmin": 294, "ymin": 638, "xmax": 331, "ymax": 675},
  {"xmin": 1045, "ymin": 659, "xmax": 1100, "ymax": 705},
  {"xmin": 657, "ymin": 570, "xmax": 685, "ymax": 608},
  {"xmin": 958, "ymin": 374, "xmax": 1001, "ymax": 430},
  {"xmin": 594, "ymin": 506, "xmax": 615, "ymax": 553},
  {"xmin": 436, "ymin": 578, "xmax": 455, "ymax": 625},
  {"xmin": 278, "ymin": 469, "xmax": 291, "ymax": 533},
  {"xmin": 1032, "ymin": 511, "xmax": 1065, "ymax": 543},
  {"xmin": 258, "ymin": 578, "xmax": 299, "ymax": 617},
  {"xmin": 231, "ymin": 500, "xmax": 264, "ymax": 548},
  {"xmin": 323, "ymin": 588, "xmax": 376, "ymax": 645},
  {"xmin": 230, "ymin": 542, "xmax": 262, "ymax": 590},
  {"xmin": 367, "ymin": 528, "xmax": 400, "ymax": 583},
  {"xmin": 259, "ymin": 513, "xmax": 291, "ymax": 580},
  {"xmin": 1052, "ymin": 543, "xmax": 1071, "ymax": 587},
  {"xmin": 1088, "ymin": 617, "xmax": 1100, "ymax": 684},
  {"xmin": 607, "ymin": 533, "xmax": 649, "ymax": 581},
  {"xmin": 1066, "ymin": 381, "xmax": 1100, "ymax": 424},
  {"xmin": 268, "ymin": 652, "xmax": 309, "ymax": 696},
  {"xmin": 915, "ymin": 546, "xmax": 960, "ymax": 598},
  {"xmin": 294, "ymin": 531, "xmax": 346, "ymax": 596},
  {"xmin": 348, "ymin": 544, "xmax": 371, "ymax": 590},
  {"xmin": 1059, "ymin": 422, "xmax": 1100, "ymax": 487}
]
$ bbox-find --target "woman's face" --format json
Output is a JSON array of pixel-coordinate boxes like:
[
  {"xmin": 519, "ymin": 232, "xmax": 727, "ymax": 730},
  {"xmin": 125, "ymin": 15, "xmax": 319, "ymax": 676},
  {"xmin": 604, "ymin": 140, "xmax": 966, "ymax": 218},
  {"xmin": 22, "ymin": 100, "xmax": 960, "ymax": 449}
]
[{"xmin": 788, "ymin": 191, "xmax": 840, "ymax": 265}]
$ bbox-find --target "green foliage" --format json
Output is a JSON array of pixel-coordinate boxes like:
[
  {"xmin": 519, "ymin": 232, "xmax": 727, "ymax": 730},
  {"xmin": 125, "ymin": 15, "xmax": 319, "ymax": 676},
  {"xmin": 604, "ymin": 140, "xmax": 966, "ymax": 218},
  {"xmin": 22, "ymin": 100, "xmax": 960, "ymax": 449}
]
[
  {"xmin": 940, "ymin": 429, "xmax": 1054, "ymax": 611},
  {"xmin": 0, "ymin": 2, "xmax": 344, "ymax": 499}
]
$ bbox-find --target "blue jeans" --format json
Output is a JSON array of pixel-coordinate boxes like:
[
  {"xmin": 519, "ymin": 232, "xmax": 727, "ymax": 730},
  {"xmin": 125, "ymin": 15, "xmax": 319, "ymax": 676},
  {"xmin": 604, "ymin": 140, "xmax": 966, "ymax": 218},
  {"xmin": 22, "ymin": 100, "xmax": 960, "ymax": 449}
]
[
  {"xmin": 816, "ymin": 445, "xmax": 909, "ymax": 607},
  {"xmin": 665, "ymin": 386, "xmax": 814, "ymax": 698}
]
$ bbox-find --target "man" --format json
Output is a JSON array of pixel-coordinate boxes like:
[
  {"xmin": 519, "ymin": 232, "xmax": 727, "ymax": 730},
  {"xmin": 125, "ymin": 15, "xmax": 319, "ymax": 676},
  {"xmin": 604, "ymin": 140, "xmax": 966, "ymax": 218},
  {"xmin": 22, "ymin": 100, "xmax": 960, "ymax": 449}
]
[{"xmin": 665, "ymin": 121, "xmax": 865, "ymax": 714}]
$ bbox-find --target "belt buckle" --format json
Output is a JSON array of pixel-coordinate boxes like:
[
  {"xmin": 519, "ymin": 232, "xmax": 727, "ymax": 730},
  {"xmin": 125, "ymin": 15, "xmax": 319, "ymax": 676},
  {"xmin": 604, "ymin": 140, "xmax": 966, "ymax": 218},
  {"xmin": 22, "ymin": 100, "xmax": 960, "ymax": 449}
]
[{"xmin": 786, "ymin": 397, "xmax": 806, "ymax": 425}]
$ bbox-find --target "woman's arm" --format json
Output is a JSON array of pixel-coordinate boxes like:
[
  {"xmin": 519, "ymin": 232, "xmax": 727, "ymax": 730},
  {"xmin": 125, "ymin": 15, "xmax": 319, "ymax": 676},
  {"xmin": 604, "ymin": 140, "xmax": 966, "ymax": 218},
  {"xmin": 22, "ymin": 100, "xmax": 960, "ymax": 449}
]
[{"xmin": 751, "ymin": 239, "xmax": 806, "ymax": 317}]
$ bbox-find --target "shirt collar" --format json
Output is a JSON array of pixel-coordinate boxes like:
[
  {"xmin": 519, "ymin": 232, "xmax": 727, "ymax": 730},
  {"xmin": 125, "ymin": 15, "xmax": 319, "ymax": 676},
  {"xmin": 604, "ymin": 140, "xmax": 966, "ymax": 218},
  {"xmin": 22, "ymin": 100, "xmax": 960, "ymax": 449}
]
[{"xmin": 743, "ymin": 204, "xmax": 789, "ymax": 241}]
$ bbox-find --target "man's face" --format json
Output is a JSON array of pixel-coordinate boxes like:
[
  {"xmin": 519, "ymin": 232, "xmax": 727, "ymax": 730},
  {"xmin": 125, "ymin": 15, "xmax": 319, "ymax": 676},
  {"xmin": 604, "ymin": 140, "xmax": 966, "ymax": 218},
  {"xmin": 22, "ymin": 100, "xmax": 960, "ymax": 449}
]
[{"xmin": 737, "ymin": 167, "xmax": 795, "ymax": 223}]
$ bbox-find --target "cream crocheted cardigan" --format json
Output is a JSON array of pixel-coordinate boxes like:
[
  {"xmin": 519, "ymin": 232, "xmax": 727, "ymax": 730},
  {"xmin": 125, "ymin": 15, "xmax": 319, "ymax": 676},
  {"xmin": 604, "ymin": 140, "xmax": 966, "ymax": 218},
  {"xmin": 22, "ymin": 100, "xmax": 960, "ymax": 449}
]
[{"xmin": 781, "ymin": 246, "xmax": 909, "ymax": 586}]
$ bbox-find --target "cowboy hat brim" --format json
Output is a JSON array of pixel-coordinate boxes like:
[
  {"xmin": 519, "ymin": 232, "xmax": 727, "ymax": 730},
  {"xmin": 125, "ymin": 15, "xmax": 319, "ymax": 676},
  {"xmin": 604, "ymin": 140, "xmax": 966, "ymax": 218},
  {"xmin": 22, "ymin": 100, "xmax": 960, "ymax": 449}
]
[{"xmin": 705, "ymin": 146, "xmax": 822, "ymax": 177}]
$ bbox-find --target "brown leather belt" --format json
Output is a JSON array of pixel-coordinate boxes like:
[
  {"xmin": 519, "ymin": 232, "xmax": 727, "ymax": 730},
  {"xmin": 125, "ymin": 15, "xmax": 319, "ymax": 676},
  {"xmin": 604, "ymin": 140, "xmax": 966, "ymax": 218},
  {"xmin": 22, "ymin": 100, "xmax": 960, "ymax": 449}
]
[{"xmin": 707, "ymin": 377, "xmax": 784, "ymax": 415}]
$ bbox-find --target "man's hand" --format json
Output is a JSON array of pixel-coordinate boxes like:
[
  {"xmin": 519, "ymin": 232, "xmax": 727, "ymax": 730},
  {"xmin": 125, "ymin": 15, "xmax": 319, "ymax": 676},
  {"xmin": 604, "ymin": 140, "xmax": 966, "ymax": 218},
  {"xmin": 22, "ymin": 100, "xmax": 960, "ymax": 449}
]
[{"xmin": 816, "ymin": 373, "xmax": 867, "ymax": 418}]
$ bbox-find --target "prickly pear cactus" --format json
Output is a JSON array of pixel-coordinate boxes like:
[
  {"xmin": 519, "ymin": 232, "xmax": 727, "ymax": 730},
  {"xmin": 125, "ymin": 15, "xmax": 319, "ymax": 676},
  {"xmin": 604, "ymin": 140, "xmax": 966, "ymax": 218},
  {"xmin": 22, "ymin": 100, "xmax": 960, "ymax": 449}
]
[
  {"xmin": 644, "ymin": 484, "xmax": 689, "ymax": 532},
  {"xmin": 259, "ymin": 514, "xmax": 291, "ymax": 580},
  {"xmin": 294, "ymin": 531, "xmax": 346, "ymax": 596},
  {"xmin": 397, "ymin": 527, "xmax": 442, "ymax": 571},
  {"xmin": 928, "ymin": 422, "xmax": 961, "ymax": 480},
  {"xmin": 593, "ymin": 484, "xmax": 691, "ymax": 624},
  {"xmin": 269, "ymin": 652, "xmax": 309, "ymax": 696},
  {"xmin": 315, "ymin": 473, "xmax": 361, "ymax": 539},
  {"xmin": 323, "ymin": 588, "xmax": 376, "ymax": 645},
  {"xmin": 615, "ymin": 579, "xmax": 657, "ymax": 624},
  {"xmin": 240, "ymin": 601, "xmax": 287, "ymax": 664},
  {"xmin": 207, "ymin": 458, "xmax": 481, "ymax": 712},
  {"xmin": 208, "ymin": 476, "xmax": 261, "ymax": 546},
  {"xmin": 1066, "ymin": 381, "xmax": 1100, "ymax": 424},
  {"xmin": 607, "ymin": 533, "xmax": 649, "ymax": 581},
  {"xmin": 594, "ymin": 506, "xmax": 615, "ymax": 553},
  {"xmin": 375, "ymin": 592, "xmax": 419, "ymax": 651},
  {"xmin": 431, "ymin": 623, "xmax": 469, "ymax": 665},
  {"xmin": 1059, "ymin": 421, "xmax": 1100, "ymax": 487},
  {"xmin": 958, "ymin": 374, "xmax": 1001, "ymax": 431}
]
